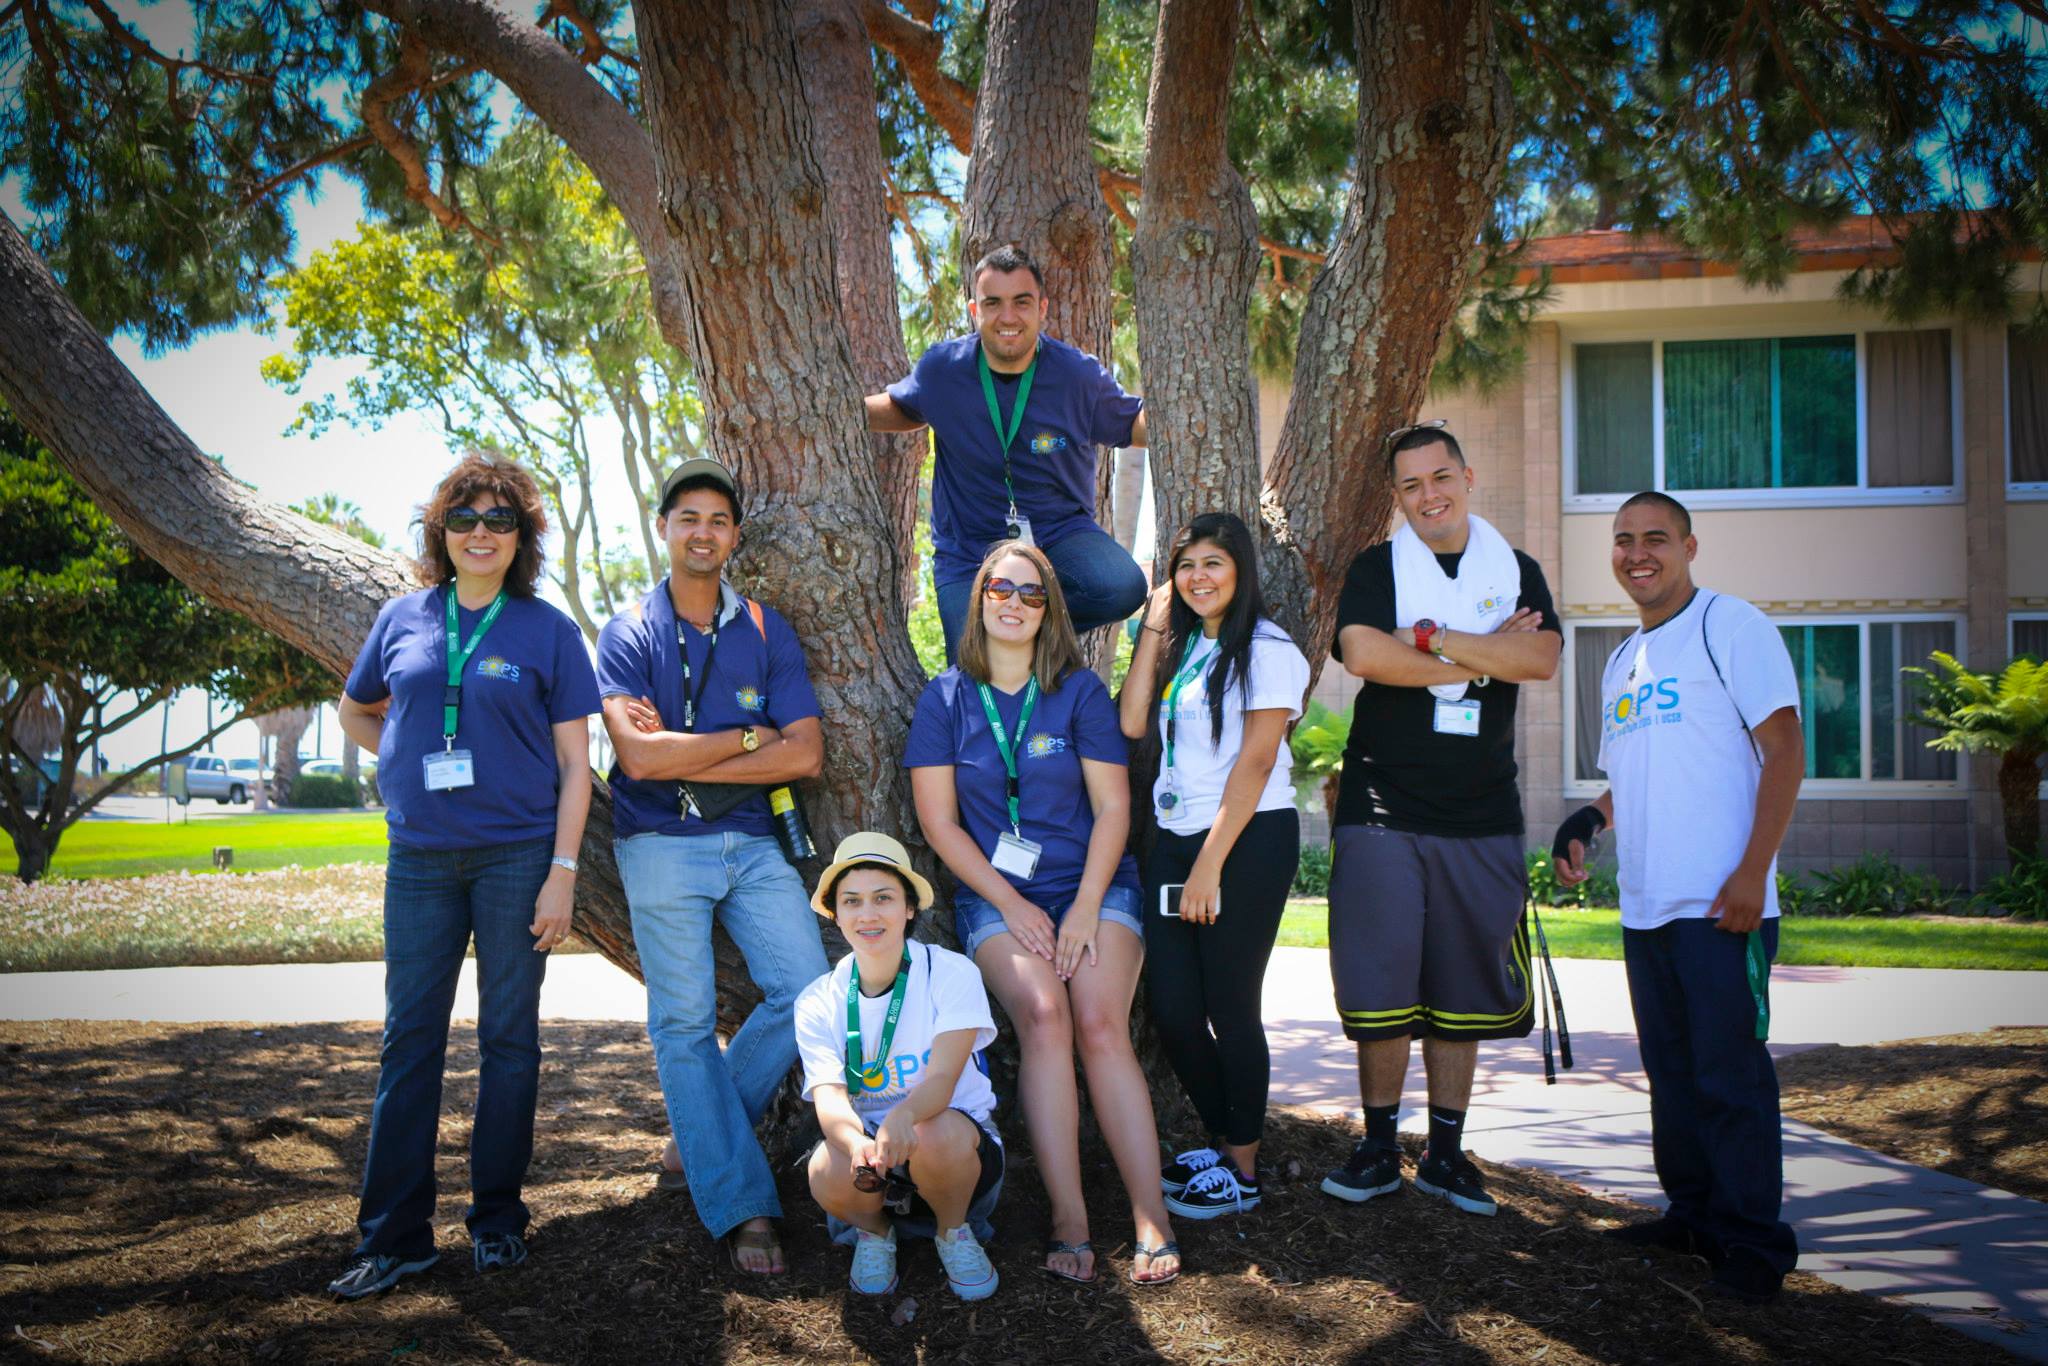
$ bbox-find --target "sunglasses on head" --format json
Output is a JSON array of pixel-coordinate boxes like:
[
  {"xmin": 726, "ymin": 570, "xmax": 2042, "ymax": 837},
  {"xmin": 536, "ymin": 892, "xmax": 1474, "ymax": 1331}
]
[
  {"xmin": 1381, "ymin": 417, "xmax": 1448, "ymax": 458},
  {"xmin": 983, "ymin": 576, "xmax": 1048, "ymax": 609},
  {"xmin": 446, "ymin": 506, "xmax": 519, "ymax": 535}
]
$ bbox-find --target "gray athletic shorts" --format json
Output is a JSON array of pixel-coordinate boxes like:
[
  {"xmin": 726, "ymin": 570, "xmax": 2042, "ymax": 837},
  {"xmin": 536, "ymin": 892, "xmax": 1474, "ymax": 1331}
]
[{"xmin": 1328, "ymin": 825, "xmax": 1533, "ymax": 1043}]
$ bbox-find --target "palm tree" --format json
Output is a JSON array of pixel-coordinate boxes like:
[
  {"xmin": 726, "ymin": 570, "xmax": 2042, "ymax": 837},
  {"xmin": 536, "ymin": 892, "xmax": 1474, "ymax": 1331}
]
[{"xmin": 1909, "ymin": 653, "xmax": 2048, "ymax": 861}]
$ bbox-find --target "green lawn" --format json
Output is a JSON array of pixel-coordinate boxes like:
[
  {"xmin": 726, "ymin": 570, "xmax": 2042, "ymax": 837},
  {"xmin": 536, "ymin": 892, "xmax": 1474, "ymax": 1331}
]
[
  {"xmin": 1278, "ymin": 900, "xmax": 2048, "ymax": 971},
  {"xmin": 49, "ymin": 811, "xmax": 389, "ymax": 879}
]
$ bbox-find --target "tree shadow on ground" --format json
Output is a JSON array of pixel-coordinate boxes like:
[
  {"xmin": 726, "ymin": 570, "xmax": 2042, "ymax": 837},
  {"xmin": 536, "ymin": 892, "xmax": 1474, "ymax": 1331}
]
[{"xmin": 0, "ymin": 1020, "xmax": 2022, "ymax": 1364}]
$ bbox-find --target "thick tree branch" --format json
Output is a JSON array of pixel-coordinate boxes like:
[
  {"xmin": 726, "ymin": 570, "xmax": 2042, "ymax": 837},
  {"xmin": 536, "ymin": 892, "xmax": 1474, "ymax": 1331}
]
[
  {"xmin": 356, "ymin": 0, "xmax": 694, "ymax": 352},
  {"xmin": 541, "ymin": 0, "xmax": 639, "ymax": 70},
  {"xmin": 859, "ymin": 0, "xmax": 974, "ymax": 152}
]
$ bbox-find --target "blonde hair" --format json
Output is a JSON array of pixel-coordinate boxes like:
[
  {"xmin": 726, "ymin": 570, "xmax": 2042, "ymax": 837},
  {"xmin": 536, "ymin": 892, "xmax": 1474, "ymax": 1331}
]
[{"xmin": 956, "ymin": 540, "xmax": 1082, "ymax": 692}]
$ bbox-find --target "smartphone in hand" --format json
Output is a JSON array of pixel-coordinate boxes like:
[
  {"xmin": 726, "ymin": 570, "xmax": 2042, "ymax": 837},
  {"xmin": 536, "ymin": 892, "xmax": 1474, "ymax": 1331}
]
[{"xmin": 1158, "ymin": 884, "xmax": 1221, "ymax": 919}]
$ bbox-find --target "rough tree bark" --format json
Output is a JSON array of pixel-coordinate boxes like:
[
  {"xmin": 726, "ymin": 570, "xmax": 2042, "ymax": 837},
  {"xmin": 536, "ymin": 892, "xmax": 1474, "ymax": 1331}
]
[
  {"xmin": 629, "ymin": 0, "xmax": 933, "ymax": 890},
  {"xmin": 1260, "ymin": 0, "xmax": 1514, "ymax": 671},
  {"xmin": 791, "ymin": 0, "xmax": 923, "ymax": 606},
  {"xmin": 1131, "ymin": 0, "xmax": 1264, "ymax": 550}
]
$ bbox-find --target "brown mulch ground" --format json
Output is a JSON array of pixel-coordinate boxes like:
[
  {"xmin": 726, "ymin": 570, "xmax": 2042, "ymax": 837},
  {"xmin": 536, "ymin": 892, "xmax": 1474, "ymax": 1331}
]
[
  {"xmin": 1779, "ymin": 1027, "xmax": 2048, "ymax": 1204},
  {"xmin": 0, "ymin": 1022, "xmax": 2019, "ymax": 1366}
]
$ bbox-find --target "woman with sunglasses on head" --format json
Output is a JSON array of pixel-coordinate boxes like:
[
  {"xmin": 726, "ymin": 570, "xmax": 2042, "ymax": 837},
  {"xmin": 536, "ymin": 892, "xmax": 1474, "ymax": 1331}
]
[
  {"xmin": 327, "ymin": 453, "xmax": 600, "ymax": 1301},
  {"xmin": 905, "ymin": 541, "xmax": 1180, "ymax": 1286},
  {"xmin": 1119, "ymin": 512, "xmax": 1308, "ymax": 1221}
]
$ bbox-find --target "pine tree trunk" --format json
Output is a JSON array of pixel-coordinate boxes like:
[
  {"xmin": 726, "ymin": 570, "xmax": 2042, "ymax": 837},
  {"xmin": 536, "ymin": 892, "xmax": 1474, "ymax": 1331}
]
[
  {"xmin": 632, "ymin": 0, "xmax": 933, "ymax": 875},
  {"xmin": 1132, "ymin": 0, "xmax": 1264, "ymax": 552},
  {"xmin": 792, "ymin": 0, "xmax": 924, "ymax": 610},
  {"xmin": 1262, "ymin": 0, "xmax": 1514, "ymax": 676}
]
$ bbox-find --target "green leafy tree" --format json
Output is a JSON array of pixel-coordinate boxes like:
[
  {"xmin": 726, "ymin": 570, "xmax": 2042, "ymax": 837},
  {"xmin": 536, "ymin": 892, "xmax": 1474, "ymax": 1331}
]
[
  {"xmin": 1909, "ymin": 652, "xmax": 2048, "ymax": 861},
  {"xmin": 293, "ymin": 492, "xmax": 386, "ymax": 550},
  {"xmin": 263, "ymin": 118, "xmax": 693, "ymax": 639},
  {"xmin": 0, "ymin": 407, "xmax": 332, "ymax": 880}
]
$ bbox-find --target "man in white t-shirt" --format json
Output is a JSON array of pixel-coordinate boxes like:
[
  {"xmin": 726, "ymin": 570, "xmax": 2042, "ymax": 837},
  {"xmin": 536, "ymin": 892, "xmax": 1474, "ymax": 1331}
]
[
  {"xmin": 1554, "ymin": 491, "xmax": 1803, "ymax": 1305},
  {"xmin": 795, "ymin": 832, "xmax": 1003, "ymax": 1301}
]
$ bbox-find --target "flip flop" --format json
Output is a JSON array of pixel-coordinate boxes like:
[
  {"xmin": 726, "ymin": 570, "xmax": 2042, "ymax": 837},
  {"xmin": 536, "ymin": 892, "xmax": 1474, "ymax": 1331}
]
[
  {"xmin": 655, "ymin": 1141, "xmax": 686, "ymax": 1192},
  {"xmin": 1042, "ymin": 1239, "xmax": 1096, "ymax": 1284},
  {"xmin": 726, "ymin": 1223, "xmax": 786, "ymax": 1276},
  {"xmin": 1129, "ymin": 1240, "xmax": 1181, "ymax": 1286}
]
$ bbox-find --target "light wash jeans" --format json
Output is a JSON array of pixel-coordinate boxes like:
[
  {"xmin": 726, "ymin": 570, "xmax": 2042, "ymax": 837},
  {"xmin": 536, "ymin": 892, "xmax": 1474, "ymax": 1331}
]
[
  {"xmin": 936, "ymin": 524, "xmax": 1147, "ymax": 663},
  {"xmin": 616, "ymin": 829, "xmax": 828, "ymax": 1238}
]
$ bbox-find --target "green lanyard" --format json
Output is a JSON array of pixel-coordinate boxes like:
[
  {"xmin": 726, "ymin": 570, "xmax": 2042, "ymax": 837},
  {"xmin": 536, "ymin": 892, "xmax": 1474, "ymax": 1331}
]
[
  {"xmin": 845, "ymin": 949, "xmax": 914, "ymax": 1092},
  {"xmin": 443, "ymin": 588, "xmax": 508, "ymax": 750},
  {"xmin": 977, "ymin": 342, "xmax": 1039, "ymax": 517},
  {"xmin": 1160, "ymin": 634, "xmax": 1217, "ymax": 773},
  {"xmin": 1746, "ymin": 930, "xmax": 1771, "ymax": 1041},
  {"xmin": 975, "ymin": 677, "xmax": 1039, "ymax": 834}
]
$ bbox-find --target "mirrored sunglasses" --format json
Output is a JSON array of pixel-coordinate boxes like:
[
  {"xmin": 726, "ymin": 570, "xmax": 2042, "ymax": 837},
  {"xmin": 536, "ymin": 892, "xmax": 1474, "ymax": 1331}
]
[{"xmin": 983, "ymin": 576, "xmax": 1048, "ymax": 609}]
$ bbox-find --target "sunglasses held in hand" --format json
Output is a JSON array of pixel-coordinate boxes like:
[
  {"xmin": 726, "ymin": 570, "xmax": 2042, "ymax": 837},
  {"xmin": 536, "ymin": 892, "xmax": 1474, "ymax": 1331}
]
[
  {"xmin": 983, "ymin": 576, "xmax": 1048, "ymax": 609},
  {"xmin": 446, "ymin": 506, "xmax": 520, "ymax": 534}
]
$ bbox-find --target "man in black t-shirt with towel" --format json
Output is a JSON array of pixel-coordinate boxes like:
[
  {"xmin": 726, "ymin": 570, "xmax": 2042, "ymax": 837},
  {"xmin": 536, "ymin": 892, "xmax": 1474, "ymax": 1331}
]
[{"xmin": 1318, "ymin": 423, "xmax": 1562, "ymax": 1218}]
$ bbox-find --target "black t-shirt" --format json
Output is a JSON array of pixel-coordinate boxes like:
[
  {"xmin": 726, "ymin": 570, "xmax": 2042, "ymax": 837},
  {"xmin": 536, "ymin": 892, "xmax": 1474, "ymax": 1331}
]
[{"xmin": 1329, "ymin": 540, "xmax": 1560, "ymax": 837}]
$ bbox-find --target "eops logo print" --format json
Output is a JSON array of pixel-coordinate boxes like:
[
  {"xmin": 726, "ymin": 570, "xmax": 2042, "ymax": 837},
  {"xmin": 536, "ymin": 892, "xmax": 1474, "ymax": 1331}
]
[
  {"xmin": 1029, "ymin": 432, "xmax": 1069, "ymax": 455},
  {"xmin": 1025, "ymin": 733, "xmax": 1067, "ymax": 759},
  {"xmin": 1605, "ymin": 677, "xmax": 1681, "ymax": 735},
  {"xmin": 734, "ymin": 686, "xmax": 765, "ymax": 712},
  {"xmin": 475, "ymin": 656, "xmax": 521, "ymax": 683}
]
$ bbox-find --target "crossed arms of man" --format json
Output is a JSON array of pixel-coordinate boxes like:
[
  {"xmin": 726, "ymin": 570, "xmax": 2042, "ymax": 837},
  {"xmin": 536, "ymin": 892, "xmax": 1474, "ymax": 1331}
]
[{"xmin": 1337, "ymin": 610, "xmax": 1562, "ymax": 689}]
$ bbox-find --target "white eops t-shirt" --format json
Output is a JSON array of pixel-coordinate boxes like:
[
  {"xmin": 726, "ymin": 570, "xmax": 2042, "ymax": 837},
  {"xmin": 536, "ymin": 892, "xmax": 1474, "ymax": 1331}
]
[
  {"xmin": 1596, "ymin": 590, "xmax": 1801, "ymax": 930},
  {"xmin": 1152, "ymin": 621, "xmax": 1310, "ymax": 836},
  {"xmin": 794, "ymin": 941, "xmax": 1000, "ymax": 1130}
]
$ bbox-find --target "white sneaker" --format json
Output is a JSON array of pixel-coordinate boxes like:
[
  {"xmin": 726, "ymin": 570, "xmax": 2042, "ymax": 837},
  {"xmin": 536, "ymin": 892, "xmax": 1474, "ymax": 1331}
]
[
  {"xmin": 933, "ymin": 1224, "xmax": 998, "ymax": 1301},
  {"xmin": 848, "ymin": 1225, "xmax": 898, "ymax": 1296}
]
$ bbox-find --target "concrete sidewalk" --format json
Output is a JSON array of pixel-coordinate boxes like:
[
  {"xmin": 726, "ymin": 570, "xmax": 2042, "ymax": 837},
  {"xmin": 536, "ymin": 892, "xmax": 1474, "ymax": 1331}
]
[
  {"xmin": 5, "ymin": 950, "xmax": 2047, "ymax": 1356},
  {"xmin": 1261, "ymin": 949, "xmax": 2048, "ymax": 1359}
]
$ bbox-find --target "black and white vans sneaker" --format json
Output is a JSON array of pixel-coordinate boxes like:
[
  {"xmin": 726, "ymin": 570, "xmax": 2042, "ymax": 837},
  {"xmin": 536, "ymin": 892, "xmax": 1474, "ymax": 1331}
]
[
  {"xmin": 1320, "ymin": 1140, "xmax": 1403, "ymax": 1204},
  {"xmin": 1413, "ymin": 1153, "xmax": 1497, "ymax": 1217},
  {"xmin": 1166, "ymin": 1162, "xmax": 1259, "ymax": 1219},
  {"xmin": 473, "ymin": 1231, "xmax": 528, "ymax": 1273},
  {"xmin": 1160, "ymin": 1146, "xmax": 1224, "ymax": 1197},
  {"xmin": 327, "ymin": 1252, "xmax": 438, "ymax": 1300}
]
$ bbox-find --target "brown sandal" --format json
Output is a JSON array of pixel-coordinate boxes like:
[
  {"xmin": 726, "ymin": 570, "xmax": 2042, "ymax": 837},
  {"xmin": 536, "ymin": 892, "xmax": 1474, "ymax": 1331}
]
[{"xmin": 726, "ymin": 1222, "xmax": 786, "ymax": 1276}]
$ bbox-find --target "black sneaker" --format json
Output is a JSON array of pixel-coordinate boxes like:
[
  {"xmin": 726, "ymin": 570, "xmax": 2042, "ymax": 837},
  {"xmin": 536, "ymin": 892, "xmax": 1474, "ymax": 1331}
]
[
  {"xmin": 327, "ymin": 1251, "xmax": 438, "ymax": 1300},
  {"xmin": 1320, "ymin": 1140, "xmax": 1403, "ymax": 1204},
  {"xmin": 1161, "ymin": 1146, "xmax": 1224, "ymax": 1197},
  {"xmin": 1705, "ymin": 1249, "xmax": 1782, "ymax": 1305},
  {"xmin": 473, "ymin": 1231, "xmax": 528, "ymax": 1273},
  {"xmin": 1413, "ymin": 1152, "xmax": 1497, "ymax": 1217},
  {"xmin": 1603, "ymin": 1216, "xmax": 1722, "ymax": 1262},
  {"xmin": 1166, "ymin": 1163, "xmax": 1260, "ymax": 1219}
]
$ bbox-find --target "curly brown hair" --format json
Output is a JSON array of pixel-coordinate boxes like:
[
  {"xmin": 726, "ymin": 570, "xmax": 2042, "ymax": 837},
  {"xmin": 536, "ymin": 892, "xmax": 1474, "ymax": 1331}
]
[{"xmin": 413, "ymin": 452, "xmax": 549, "ymax": 595}]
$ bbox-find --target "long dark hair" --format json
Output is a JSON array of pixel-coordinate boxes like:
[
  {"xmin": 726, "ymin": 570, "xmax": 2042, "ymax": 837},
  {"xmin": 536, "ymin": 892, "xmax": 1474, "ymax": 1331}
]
[{"xmin": 1162, "ymin": 512, "xmax": 1270, "ymax": 745}]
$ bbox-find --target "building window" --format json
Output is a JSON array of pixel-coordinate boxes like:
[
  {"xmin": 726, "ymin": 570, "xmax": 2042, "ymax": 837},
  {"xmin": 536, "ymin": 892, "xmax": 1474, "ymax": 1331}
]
[
  {"xmin": 2012, "ymin": 326, "xmax": 2048, "ymax": 488},
  {"xmin": 1567, "ymin": 329, "xmax": 1956, "ymax": 500},
  {"xmin": 1566, "ymin": 616, "xmax": 1960, "ymax": 788},
  {"xmin": 2014, "ymin": 614, "xmax": 2048, "ymax": 661}
]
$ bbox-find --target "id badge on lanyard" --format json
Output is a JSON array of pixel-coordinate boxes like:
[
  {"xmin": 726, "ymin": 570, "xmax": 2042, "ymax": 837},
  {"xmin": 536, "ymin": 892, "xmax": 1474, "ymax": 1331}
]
[
  {"xmin": 1004, "ymin": 510, "xmax": 1036, "ymax": 547},
  {"xmin": 431, "ymin": 588, "xmax": 506, "ymax": 793},
  {"xmin": 977, "ymin": 677, "xmax": 1044, "ymax": 881}
]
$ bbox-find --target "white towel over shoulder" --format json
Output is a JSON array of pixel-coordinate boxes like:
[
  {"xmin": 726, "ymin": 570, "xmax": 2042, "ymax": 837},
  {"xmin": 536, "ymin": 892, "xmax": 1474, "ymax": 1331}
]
[{"xmin": 1391, "ymin": 513, "xmax": 1520, "ymax": 701}]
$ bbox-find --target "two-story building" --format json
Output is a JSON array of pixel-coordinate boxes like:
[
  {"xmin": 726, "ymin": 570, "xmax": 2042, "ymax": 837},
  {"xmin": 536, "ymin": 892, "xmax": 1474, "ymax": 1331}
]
[{"xmin": 1279, "ymin": 217, "xmax": 2046, "ymax": 888}]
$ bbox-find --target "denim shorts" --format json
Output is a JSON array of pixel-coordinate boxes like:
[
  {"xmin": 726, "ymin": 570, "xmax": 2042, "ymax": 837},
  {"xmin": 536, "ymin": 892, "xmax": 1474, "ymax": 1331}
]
[{"xmin": 953, "ymin": 881, "xmax": 1145, "ymax": 957}]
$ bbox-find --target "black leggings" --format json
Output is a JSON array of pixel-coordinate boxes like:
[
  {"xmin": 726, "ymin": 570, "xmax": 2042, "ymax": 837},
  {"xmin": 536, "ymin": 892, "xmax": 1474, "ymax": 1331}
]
[{"xmin": 1142, "ymin": 807, "xmax": 1300, "ymax": 1147}]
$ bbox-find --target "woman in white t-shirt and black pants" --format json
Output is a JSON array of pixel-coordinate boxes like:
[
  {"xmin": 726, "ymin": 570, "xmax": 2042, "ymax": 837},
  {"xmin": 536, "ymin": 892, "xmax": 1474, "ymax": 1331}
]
[{"xmin": 1119, "ymin": 512, "xmax": 1310, "ymax": 1220}]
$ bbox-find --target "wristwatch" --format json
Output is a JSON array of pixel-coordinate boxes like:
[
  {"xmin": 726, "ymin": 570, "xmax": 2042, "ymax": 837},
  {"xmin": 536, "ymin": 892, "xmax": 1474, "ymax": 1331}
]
[
  {"xmin": 1413, "ymin": 619, "xmax": 1440, "ymax": 655},
  {"xmin": 740, "ymin": 726, "xmax": 760, "ymax": 752}
]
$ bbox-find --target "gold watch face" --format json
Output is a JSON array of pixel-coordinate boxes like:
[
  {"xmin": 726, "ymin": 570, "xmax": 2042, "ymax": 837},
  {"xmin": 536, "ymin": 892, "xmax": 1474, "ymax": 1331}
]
[{"xmin": 742, "ymin": 727, "xmax": 759, "ymax": 751}]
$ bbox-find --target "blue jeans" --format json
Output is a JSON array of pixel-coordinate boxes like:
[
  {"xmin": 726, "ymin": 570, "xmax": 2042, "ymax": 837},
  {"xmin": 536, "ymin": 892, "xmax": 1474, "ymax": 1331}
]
[
  {"xmin": 1624, "ymin": 918, "xmax": 1798, "ymax": 1277},
  {"xmin": 617, "ymin": 830, "xmax": 828, "ymax": 1238},
  {"xmin": 936, "ymin": 524, "xmax": 1147, "ymax": 663},
  {"xmin": 355, "ymin": 837, "xmax": 553, "ymax": 1259}
]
